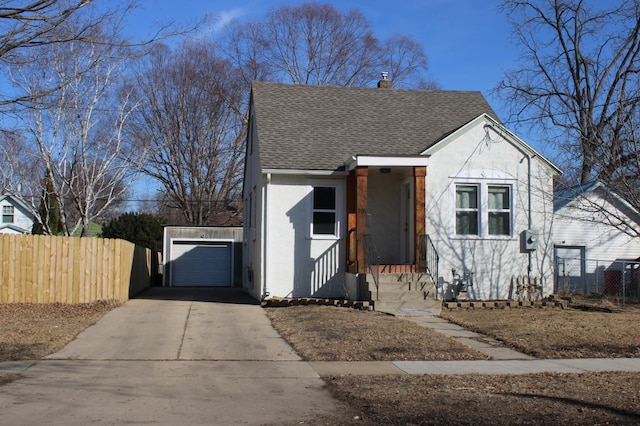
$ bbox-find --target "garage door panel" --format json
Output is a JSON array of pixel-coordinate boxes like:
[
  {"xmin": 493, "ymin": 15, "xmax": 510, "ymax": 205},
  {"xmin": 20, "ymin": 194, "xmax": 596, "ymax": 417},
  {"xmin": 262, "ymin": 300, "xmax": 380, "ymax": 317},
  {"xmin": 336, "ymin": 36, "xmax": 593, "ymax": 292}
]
[{"xmin": 171, "ymin": 241, "xmax": 232, "ymax": 287}]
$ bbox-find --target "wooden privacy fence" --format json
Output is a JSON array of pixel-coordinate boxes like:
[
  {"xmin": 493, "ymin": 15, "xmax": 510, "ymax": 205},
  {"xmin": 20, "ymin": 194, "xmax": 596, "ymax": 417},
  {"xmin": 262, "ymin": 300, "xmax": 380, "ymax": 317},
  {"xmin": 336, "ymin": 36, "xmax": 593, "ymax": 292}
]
[{"xmin": 0, "ymin": 234, "xmax": 155, "ymax": 304}]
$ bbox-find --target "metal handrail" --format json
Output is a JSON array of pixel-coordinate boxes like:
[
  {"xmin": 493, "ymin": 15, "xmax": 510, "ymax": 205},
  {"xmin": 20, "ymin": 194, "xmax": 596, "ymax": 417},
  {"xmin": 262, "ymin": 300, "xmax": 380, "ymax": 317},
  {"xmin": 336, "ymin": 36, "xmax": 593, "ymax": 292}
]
[
  {"xmin": 363, "ymin": 234, "xmax": 380, "ymax": 300},
  {"xmin": 418, "ymin": 234, "xmax": 439, "ymax": 299}
]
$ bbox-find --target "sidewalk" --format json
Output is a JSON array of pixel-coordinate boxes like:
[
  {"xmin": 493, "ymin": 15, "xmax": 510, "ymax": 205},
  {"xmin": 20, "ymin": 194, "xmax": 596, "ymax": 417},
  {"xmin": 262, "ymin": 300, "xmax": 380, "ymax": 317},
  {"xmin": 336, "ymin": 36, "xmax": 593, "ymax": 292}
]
[
  {"xmin": 310, "ymin": 358, "xmax": 640, "ymax": 376},
  {"xmin": 392, "ymin": 308, "xmax": 536, "ymax": 360}
]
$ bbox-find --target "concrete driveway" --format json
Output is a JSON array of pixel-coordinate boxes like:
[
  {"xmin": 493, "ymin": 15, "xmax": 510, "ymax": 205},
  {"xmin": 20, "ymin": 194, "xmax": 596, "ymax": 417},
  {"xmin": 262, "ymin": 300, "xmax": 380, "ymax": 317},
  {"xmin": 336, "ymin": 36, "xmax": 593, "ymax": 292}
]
[{"xmin": 0, "ymin": 288, "xmax": 348, "ymax": 425}]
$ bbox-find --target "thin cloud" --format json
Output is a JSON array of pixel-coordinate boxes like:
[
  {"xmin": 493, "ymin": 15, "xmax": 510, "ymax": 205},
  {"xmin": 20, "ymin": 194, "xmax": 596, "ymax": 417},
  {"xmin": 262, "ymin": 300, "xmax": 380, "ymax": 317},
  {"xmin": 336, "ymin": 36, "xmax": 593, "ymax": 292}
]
[{"xmin": 197, "ymin": 8, "xmax": 245, "ymax": 38}]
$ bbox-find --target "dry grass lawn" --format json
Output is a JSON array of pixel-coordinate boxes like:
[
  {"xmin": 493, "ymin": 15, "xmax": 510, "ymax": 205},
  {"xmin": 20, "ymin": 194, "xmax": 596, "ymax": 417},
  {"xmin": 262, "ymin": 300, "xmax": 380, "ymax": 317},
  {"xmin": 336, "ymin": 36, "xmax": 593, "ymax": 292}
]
[
  {"xmin": 265, "ymin": 305, "xmax": 486, "ymax": 361},
  {"xmin": 266, "ymin": 303, "xmax": 640, "ymax": 425},
  {"xmin": 0, "ymin": 301, "xmax": 117, "ymax": 362},
  {"xmin": 440, "ymin": 303, "xmax": 640, "ymax": 359}
]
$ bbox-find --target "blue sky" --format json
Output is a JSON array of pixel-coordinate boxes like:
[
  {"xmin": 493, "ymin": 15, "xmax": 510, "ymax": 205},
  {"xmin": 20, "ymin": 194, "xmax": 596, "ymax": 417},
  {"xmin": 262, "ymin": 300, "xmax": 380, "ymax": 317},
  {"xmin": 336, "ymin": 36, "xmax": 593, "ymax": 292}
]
[
  {"xmin": 121, "ymin": 0, "xmax": 546, "ymax": 208},
  {"xmin": 129, "ymin": 1, "xmax": 525, "ymax": 138}
]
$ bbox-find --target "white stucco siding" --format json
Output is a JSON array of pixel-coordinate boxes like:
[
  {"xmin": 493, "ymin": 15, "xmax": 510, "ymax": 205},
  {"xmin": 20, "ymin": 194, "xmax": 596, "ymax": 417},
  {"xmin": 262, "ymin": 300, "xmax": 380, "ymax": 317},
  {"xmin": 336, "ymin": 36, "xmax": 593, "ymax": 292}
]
[
  {"xmin": 264, "ymin": 175, "xmax": 347, "ymax": 298},
  {"xmin": 243, "ymin": 115, "xmax": 265, "ymax": 300},
  {"xmin": 425, "ymin": 119, "xmax": 556, "ymax": 299}
]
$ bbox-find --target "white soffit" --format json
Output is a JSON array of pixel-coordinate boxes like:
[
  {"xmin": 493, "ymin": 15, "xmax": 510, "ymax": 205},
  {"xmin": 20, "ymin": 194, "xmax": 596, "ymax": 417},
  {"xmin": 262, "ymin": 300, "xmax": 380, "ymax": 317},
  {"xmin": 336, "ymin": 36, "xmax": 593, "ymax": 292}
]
[{"xmin": 345, "ymin": 155, "xmax": 429, "ymax": 171}]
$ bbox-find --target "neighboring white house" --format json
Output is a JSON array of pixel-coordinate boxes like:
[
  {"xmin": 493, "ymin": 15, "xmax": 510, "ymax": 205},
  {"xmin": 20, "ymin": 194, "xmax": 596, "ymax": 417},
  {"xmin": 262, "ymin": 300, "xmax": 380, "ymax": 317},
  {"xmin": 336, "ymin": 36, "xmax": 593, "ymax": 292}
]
[
  {"xmin": 0, "ymin": 193, "xmax": 35, "ymax": 234},
  {"xmin": 243, "ymin": 80, "xmax": 561, "ymax": 303},
  {"xmin": 554, "ymin": 180, "xmax": 640, "ymax": 295}
]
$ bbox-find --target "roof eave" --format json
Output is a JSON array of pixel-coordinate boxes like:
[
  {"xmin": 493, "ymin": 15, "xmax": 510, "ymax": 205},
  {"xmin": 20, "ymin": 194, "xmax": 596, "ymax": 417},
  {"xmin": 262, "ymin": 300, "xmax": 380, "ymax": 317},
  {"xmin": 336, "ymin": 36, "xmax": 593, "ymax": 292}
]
[
  {"xmin": 422, "ymin": 114, "xmax": 563, "ymax": 175},
  {"xmin": 344, "ymin": 155, "xmax": 429, "ymax": 171}
]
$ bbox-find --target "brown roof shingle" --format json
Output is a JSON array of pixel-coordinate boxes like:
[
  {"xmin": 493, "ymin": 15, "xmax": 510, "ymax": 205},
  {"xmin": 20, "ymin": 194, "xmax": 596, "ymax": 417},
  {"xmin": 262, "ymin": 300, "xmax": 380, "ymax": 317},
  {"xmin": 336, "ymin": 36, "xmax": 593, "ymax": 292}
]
[{"xmin": 251, "ymin": 81, "xmax": 498, "ymax": 171}]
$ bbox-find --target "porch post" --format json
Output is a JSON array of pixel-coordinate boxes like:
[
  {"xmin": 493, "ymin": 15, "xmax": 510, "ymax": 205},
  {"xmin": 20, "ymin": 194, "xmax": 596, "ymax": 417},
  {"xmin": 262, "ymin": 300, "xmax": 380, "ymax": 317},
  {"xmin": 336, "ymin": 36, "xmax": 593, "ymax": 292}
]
[
  {"xmin": 346, "ymin": 167, "xmax": 368, "ymax": 273},
  {"xmin": 346, "ymin": 170, "xmax": 356, "ymax": 273},
  {"xmin": 356, "ymin": 167, "xmax": 368, "ymax": 273},
  {"xmin": 414, "ymin": 166, "xmax": 426, "ymax": 270}
]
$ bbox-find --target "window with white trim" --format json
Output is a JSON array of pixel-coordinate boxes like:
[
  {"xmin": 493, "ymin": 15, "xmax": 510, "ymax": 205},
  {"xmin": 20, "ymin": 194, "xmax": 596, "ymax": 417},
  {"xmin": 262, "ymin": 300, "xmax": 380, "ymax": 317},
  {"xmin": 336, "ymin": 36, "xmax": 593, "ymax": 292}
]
[
  {"xmin": 488, "ymin": 185, "xmax": 511, "ymax": 235},
  {"xmin": 312, "ymin": 186, "xmax": 336, "ymax": 236},
  {"xmin": 2, "ymin": 205, "xmax": 14, "ymax": 223},
  {"xmin": 454, "ymin": 183, "xmax": 513, "ymax": 238},
  {"xmin": 455, "ymin": 185, "xmax": 478, "ymax": 235}
]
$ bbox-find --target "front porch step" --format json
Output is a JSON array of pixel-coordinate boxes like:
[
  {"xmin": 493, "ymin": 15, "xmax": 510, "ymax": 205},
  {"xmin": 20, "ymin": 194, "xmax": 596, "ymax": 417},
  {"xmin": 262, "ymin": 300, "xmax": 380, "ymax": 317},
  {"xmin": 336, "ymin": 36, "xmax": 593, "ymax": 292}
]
[
  {"xmin": 374, "ymin": 291, "xmax": 441, "ymax": 313},
  {"xmin": 376, "ymin": 272, "xmax": 431, "ymax": 286},
  {"xmin": 366, "ymin": 272, "xmax": 440, "ymax": 313}
]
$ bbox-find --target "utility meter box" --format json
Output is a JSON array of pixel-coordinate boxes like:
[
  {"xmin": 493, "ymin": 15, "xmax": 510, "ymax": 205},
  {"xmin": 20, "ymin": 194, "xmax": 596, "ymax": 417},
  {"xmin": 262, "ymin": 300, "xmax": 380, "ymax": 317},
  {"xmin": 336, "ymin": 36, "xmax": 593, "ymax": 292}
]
[{"xmin": 524, "ymin": 229, "xmax": 538, "ymax": 251}]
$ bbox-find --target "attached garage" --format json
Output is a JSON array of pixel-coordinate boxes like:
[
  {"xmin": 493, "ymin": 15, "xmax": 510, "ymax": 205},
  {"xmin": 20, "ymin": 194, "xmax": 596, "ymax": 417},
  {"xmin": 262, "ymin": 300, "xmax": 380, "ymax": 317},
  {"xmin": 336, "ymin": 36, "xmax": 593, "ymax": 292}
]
[{"xmin": 163, "ymin": 227, "xmax": 243, "ymax": 288}]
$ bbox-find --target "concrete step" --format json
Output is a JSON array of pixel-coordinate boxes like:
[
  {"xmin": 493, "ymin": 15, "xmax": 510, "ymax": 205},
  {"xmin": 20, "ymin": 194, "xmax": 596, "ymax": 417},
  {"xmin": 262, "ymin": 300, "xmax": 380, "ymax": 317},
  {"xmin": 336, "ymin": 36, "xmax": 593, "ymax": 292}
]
[
  {"xmin": 365, "ymin": 271, "xmax": 441, "ymax": 313},
  {"xmin": 372, "ymin": 282, "xmax": 441, "ymax": 313},
  {"xmin": 371, "ymin": 272, "xmax": 432, "ymax": 284},
  {"xmin": 375, "ymin": 295, "xmax": 442, "ymax": 313},
  {"xmin": 375, "ymin": 281, "xmax": 430, "ymax": 292}
]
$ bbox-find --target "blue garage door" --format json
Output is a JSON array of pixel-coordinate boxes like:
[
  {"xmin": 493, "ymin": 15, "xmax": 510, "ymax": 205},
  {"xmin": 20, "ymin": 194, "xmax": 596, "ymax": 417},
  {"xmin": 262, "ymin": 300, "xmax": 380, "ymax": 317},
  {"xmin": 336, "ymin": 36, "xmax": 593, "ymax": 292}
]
[{"xmin": 171, "ymin": 241, "xmax": 232, "ymax": 286}]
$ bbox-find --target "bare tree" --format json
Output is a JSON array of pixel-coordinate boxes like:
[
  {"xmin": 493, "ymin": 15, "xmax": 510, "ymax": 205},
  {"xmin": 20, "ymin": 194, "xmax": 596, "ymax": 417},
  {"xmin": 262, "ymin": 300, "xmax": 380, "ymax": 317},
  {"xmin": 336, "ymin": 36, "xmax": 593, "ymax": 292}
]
[
  {"xmin": 127, "ymin": 41, "xmax": 245, "ymax": 226},
  {"xmin": 10, "ymin": 14, "xmax": 144, "ymax": 236},
  {"xmin": 0, "ymin": 129, "xmax": 38, "ymax": 192},
  {"xmin": 1, "ymin": 1, "xmax": 115, "ymax": 107},
  {"xmin": 261, "ymin": 3, "xmax": 379, "ymax": 86},
  {"xmin": 497, "ymin": 0, "xmax": 640, "ymax": 211},
  {"xmin": 382, "ymin": 34, "xmax": 437, "ymax": 89},
  {"xmin": 223, "ymin": 2, "xmax": 432, "ymax": 88},
  {"xmin": 0, "ymin": 1, "xmax": 93, "ymax": 60},
  {"xmin": 0, "ymin": 1, "xmax": 194, "ymax": 108}
]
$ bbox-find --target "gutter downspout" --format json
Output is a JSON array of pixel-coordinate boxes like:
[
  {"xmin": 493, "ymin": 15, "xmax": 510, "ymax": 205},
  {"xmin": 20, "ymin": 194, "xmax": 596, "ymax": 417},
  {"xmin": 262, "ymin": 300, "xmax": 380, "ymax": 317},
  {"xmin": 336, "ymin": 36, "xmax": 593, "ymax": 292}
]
[
  {"xmin": 261, "ymin": 173, "xmax": 271, "ymax": 300},
  {"xmin": 484, "ymin": 124, "xmax": 534, "ymax": 274}
]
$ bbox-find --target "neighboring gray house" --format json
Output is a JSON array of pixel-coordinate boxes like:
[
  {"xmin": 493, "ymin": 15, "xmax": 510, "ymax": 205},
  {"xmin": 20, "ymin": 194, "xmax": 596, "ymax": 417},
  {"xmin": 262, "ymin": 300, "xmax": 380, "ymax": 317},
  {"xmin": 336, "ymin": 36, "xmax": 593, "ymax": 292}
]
[
  {"xmin": 243, "ymin": 80, "xmax": 561, "ymax": 306},
  {"xmin": 554, "ymin": 180, "xmax": 640, "ymax": 294},
  {"xmin": 0, "ymin": 193, "xmax": 35, "ymax": 234}
]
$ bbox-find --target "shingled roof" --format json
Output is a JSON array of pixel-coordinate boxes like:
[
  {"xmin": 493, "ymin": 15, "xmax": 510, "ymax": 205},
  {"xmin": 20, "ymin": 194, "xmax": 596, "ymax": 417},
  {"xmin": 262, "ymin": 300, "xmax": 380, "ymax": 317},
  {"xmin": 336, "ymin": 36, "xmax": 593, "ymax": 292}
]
[{"xmin": 250, "ymin": 81, "xmax": 499, "ymax": 171}]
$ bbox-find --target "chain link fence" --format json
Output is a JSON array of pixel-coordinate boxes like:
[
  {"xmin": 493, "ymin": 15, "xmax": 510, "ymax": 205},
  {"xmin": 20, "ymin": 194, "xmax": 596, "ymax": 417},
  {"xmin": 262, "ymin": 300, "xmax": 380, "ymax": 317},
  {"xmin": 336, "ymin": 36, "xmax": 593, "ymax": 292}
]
[{"xmin": 555, "ymin": 257, "xmax": 640, "ymax": 304}]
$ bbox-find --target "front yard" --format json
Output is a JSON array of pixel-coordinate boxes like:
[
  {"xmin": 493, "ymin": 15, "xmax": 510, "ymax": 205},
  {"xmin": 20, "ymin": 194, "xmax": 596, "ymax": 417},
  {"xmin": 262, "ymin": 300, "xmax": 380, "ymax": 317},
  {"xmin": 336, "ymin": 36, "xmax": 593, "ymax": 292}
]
[
  {"xmin": 265, "ymin": 302, "xmax": 640, "ymax": 425},
  {"xmin": 1, "ymin": 299, "xmax": 639, "ymax": 424}
]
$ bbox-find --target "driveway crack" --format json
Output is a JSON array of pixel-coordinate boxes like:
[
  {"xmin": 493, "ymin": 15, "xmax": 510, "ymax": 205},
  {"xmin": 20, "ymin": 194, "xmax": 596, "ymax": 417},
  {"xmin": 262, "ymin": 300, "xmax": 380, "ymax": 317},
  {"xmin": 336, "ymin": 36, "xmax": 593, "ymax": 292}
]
[{"xmin": 177, "ymin": 302, "xmax": 193, "ymax": 360}]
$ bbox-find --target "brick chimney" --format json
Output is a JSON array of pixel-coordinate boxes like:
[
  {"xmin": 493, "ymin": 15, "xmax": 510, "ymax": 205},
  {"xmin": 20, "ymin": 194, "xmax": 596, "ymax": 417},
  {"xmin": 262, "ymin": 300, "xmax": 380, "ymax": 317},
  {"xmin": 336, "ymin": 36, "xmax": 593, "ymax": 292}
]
[{"xmin": 377, "ymin": 72, "xmax": 392, "ymax": 89}]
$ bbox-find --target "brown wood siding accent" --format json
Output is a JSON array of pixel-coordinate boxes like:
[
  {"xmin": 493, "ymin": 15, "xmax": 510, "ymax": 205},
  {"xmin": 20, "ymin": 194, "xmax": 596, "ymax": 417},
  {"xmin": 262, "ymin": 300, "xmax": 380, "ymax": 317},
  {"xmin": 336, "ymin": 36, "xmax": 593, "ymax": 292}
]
[
  {"xmin": 414, "ymin": 166, "xmax": 426, "ymax": 270},
  {"xmin": 346, "ymin": 170, "xmax": 357, "ymax": 273},
  {"xmin": 356, "ymin": 167, "xmax": 369, "ymax": 273}
]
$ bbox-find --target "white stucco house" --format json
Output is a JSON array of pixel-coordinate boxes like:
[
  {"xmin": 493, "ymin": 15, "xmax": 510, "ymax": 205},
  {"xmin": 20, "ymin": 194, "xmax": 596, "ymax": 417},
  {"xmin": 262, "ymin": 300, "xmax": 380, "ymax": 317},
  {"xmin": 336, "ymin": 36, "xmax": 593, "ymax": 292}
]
[
  {"xmin": 242, "ymin": 80, "xmax": 561, "ymax": 305},
  {"xmin": 554, "ymin": 180, "xmax": 640, "ymax": 295},
  {"xmin": 0, "ymin": 193, "xmax": 35, "ymax": 234}
]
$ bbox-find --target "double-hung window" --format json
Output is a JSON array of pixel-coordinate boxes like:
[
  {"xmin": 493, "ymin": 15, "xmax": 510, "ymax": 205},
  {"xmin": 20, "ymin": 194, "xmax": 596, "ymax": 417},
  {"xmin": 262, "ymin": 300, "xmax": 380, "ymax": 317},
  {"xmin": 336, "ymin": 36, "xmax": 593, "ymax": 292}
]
[
  {"xmin": 454, "ymin": 183, "xmax": 513, "ymax": 238},
  {"xmin": 455, "ymin": 185, "xmax": 479, "ymax": 235},
  {"xmin": 2, "ymin": 206, "xmax": 14, "ymax": 223},
  {"xmin": 312, "ymin": 186, "xmax": 336, "ymax": 236},
  {"xmin": 488, "ymin": 186, "xmax": 511, "ymax": 235}
]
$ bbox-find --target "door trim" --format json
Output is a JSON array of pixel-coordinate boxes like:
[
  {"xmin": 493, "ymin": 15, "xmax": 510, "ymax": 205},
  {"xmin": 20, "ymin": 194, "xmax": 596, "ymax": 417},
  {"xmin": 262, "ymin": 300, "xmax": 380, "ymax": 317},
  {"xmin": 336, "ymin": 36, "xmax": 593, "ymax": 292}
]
[{"xmin": 400, "ymin": 178, "xmax": 414, "ymax": 264}]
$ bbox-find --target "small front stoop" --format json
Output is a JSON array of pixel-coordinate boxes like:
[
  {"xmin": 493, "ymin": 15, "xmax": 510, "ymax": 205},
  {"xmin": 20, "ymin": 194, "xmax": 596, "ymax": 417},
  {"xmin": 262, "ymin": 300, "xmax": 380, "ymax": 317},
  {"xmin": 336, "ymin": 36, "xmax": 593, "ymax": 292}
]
[{"xmin": 367, "ymin": 272, "xmax": 440, "ymax": 314}]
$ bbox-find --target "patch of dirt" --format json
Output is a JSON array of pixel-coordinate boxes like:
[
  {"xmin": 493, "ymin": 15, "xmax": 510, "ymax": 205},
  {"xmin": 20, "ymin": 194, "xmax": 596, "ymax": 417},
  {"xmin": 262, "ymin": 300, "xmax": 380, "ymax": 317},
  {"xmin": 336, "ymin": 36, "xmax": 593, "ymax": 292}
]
[
  {"xmin": 440, "ymin": 305, "xmax": 640, "ymax": 359},
  {"xmin": 0, "ymin": 300, "xmax": 118, "ymax": 386},
  {"xmin": 265, "ymin": 305, "xmax": 486, "ymax": 361},
  {"xmin": 322, "ymin": 372, "xmax": 640, "ymax": 425}
]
